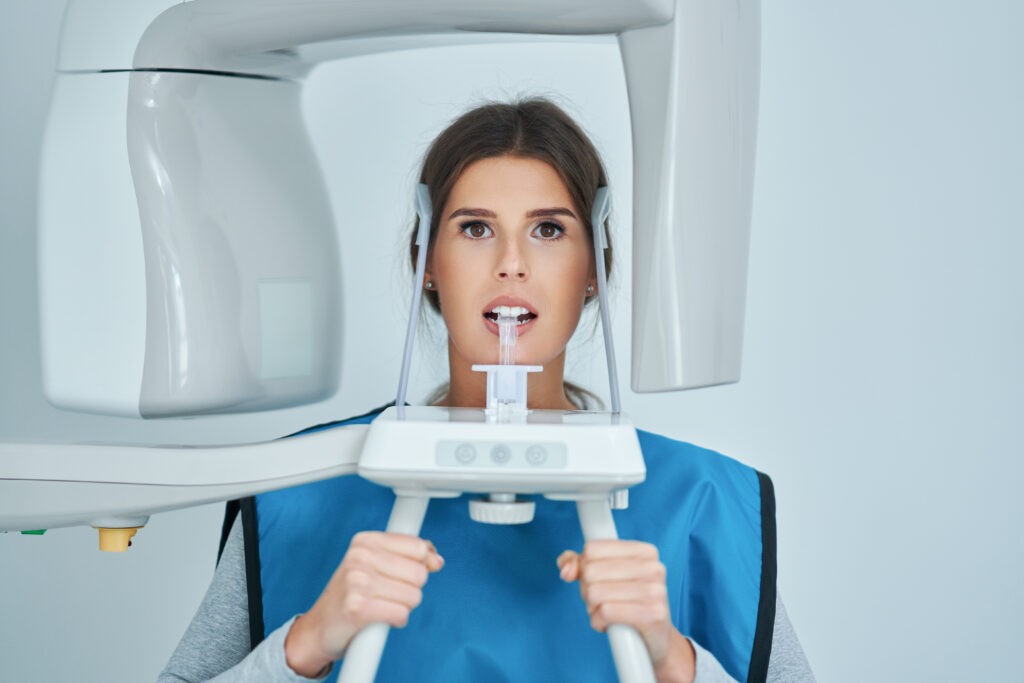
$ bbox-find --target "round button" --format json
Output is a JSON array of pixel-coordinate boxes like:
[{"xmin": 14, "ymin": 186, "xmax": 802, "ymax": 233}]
[
  {"xmin": 490, "ymin": 444, "xmax": 511, "ymax": 465},
  {"xmin": 525, "ymin": 445, "xmax": 547, "ymax": 466},
  {"xmin": 455, "ymin": 443, "xmax": 476, "ymax": 464}
]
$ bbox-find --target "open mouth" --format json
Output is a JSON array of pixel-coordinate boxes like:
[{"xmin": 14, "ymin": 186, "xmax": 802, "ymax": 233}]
[{"xmin": 483, "ymin": 305, "xmax": 537, "ymax": 325}]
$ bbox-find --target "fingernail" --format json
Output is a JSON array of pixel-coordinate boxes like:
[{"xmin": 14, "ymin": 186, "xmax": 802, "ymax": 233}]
[{"xmin": 559, "ymin": 563, "xmax": 572, "ymax": 581}]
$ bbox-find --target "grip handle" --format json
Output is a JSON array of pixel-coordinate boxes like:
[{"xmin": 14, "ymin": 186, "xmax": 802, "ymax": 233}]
[
  {"xmin": 337, "ymin": 494, "xmax": 430, "ymax": 683},
  {"xmin": 576, "ymin": 498, "xmax": 657, "ymax": 683}
]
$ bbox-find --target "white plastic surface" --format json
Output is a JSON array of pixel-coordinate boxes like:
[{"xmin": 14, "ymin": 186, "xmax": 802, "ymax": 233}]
[
  {"xmin": 38, "ymin": 72, "xmax": 146, "ymax": 417},
  {"xmin": 472, "ymin": 364, "xmax": 542, "ymax": 414},
  {"xmin": 133, "ymin": 0, "xmax": 673, "ymax": 77},
  {"xmin": 609, "ymin": 488, "xmax": 630, "ymax": 509},
  {"xmin": 359, "ymin": 406, "xmax": 645, "ymax": 497},
  {"xmin": 620, "ymin": 0, "xmax": 761, "ymax": 391},
  {"xmin": 468, "ymin": 497, "xmax": 537, "ymax": 524},
  {"xmin": 0, "ymin": 425, "xmax": 367, "ymax": 531},
  {"xmin": 127, "ymin": 71, "xmax": 341, "ymax": 416}
]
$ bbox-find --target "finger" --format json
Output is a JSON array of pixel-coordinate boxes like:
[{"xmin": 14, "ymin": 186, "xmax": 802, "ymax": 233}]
[
  {"xmin": 345, "ymin": 546, "xmax": 434, "ymax": 587},
  {"xmin": 340, "ymin": 591, "xmax": 416, "ymax": 630},
  {"xmin": 580, "ymin": 578, "xmax": 668, "ymax": 609},
  {"xmin": 425, "ymin": 550, "xmax": 445, "ymax": 573},
  {"xmin": 557, "ymin": 549, "xmax": 578, "ymax": 568},
  {"xmin": 359, "ymin": 572, "xmax": 425, "ymax": 610},
  {"xmin": 557, "ymin": 551, "xmax": 580, "ymax": 582},
  {"xmin": 588, "ymin": 600, "xmax": 672, "ymax": 634},
  {"xmin": 351, "ymin": 531, "xmax": 442, "ymax": 565},
  {"xmin": 579, "ymin": 557, "xmax": 666, "ymax": 584},
  {"xmin": 582, "ymin": 540, "xmax": 659, "ymax": 561}
]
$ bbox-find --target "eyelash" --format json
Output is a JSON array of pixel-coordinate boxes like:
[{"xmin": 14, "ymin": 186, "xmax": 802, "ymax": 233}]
[{"xmin": 458, "ymin": 221, "xmax": 566, "ymax": 241}]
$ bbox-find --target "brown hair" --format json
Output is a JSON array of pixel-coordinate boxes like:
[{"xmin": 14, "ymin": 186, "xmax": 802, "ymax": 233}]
[
  {"xmin": 411, "ymin": 98, "xmax": 613, "ymax": 409},
  {"xmin": 411, "ymin": 98, "xmax": 612, "ymax": 311}
]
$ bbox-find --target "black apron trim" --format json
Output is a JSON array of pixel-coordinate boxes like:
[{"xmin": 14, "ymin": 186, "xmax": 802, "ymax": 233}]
[
  {"xmin": 239, "ymin": 496, "xmax": 266, "ymax": 649},
  {"xmin": 285, "ymin": 401, "xmax": 396, "ymax": 438},
  {"xmin": 217, "ymin": 499, "xmax": 240, "ymax": 565},
  {"xmin": 746, "ymin": 470, "xmax": 778, "ymax": 683}
]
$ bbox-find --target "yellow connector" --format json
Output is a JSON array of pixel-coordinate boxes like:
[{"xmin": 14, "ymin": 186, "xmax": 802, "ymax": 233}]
[{"xmin": 94, "ymin": 526, "xmax": 142, "ymax": 552}]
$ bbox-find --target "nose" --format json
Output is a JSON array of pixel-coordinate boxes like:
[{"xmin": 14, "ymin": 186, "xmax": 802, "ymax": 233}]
[{"xmin": 494, "ymin": 235, "xmax": 528, "ymax": 282}]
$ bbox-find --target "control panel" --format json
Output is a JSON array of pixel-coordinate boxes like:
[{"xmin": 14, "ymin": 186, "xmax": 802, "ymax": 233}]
[{"xmin": 436, "ymin": 440, "xmax": 567, "ymax": 469}]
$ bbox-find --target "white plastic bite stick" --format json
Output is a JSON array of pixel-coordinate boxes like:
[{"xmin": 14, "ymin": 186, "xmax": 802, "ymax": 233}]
[
  {"xmin": 499, "ymin": 314, "xmax": 517, "ymax": 366},
  {"xmin": 472, "ymin": 315, "xmax": 540, "ymax": 420}
]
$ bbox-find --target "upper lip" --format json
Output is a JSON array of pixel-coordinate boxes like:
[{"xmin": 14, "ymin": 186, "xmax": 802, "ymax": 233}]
[{"xmin": 482, "ymin": 296, "xmax": 537, "ymax": 317}]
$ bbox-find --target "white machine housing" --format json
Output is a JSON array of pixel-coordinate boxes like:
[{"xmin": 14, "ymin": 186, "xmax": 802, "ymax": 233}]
[{"xmin": 38, "ymin": 0, "xmax": 760, "ymax": 418}]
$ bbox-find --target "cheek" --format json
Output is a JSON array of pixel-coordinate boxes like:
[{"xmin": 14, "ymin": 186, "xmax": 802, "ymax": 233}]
[
  {"xmin": 552, "ymin": 250, "xmax": 594, "ymax": 301},
  {"xmin": 434, "ymin": 258, "xmax": 484, "ymax": 340},
  {"xmin": 437, "ymin": 289, "xmax": 472, "ymax": 332},
  {"xmin": 546, "ymin": 261, "xmax": 592, "ymax": 335}
]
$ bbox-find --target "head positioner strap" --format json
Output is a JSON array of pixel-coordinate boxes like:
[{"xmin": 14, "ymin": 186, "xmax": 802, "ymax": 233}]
[
  {"xmin": 591, "ymin": 187, "xmax": 621, "ymax": 413},
  {"xmin": 396, "ymin": 183, "xmax": 432, "ymax": 416}
]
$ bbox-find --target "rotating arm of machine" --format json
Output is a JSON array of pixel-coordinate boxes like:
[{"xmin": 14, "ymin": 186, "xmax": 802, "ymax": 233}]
[{"xmin": 0, "ymin": 425, "xmax": 368, "ymax": 534}]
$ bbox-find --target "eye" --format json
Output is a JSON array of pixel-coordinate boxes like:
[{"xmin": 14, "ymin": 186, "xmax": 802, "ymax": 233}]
[
  {"xmin": 459, "ymin": 221, "xmax": 493, "ymax": 239},
  {"xmin": 532, "ymin": 221, "xmax": 565, "ymax": 240}
]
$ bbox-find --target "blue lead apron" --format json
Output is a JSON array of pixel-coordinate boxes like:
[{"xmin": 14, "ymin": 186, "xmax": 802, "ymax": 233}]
[{"xmin": 227, "ymin": 407, "xmax": 776, "ymax": 682}]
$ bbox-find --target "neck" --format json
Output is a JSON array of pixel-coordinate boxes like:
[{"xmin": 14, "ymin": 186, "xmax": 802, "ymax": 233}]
[{"xmin": 440, "ymin": 340, "xmax": 576, "ymax": 410}]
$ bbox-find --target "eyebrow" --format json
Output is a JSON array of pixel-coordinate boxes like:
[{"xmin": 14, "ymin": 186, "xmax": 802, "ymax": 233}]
[{"xmin": 447, "ymin": 207, "xmax": 578, "ymax": 220}]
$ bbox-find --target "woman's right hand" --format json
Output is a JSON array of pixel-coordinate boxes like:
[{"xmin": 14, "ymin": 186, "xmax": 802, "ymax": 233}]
[{"xmin": 284, "ymin": 531, "xmax": 445, "ymax": 678}]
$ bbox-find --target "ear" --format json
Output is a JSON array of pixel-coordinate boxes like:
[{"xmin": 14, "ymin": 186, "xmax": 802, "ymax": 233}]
[
  {"xmin": 587, "ymin": 260, "xmax": 598, "ymax": 296},
  {"xmin": 421, "ymin": 246, "xmax": 434, "ymax": 288}
]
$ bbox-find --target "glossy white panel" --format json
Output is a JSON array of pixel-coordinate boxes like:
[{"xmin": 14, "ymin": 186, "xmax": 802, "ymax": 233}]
[
  {"xmin": 620, "ymin": 0, "xmax": 760, "ymax": 391},
  {"xmin": 38, "ymin": 72, "xmax": 146, "ymax": 416},
  {"xmin": 127, "ymin": 72, "xmax": 341, "ymax": 416}
]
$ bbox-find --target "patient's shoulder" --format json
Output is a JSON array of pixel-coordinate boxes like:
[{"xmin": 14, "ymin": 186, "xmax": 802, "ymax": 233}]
[{"xmin": 635, "ymin": 429, "xmax": 764, "ymax": 497}]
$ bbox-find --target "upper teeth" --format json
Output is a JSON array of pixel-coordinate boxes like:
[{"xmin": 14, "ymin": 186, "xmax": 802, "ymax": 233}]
[{"xmin": 491, "ymin": 306, "xmax": 530, "ymax": 318}]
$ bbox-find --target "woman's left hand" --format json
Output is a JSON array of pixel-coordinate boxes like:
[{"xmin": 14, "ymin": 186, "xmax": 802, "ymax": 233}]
[{"xmin": 557, "ymin": 540, "xmax": 696, "ymax": 683}]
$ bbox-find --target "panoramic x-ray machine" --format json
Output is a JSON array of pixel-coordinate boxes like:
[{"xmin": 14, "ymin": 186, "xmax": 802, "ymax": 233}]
[{"xmin": 0, "ymin": 1, "xmax": 759, "ymax": 680}]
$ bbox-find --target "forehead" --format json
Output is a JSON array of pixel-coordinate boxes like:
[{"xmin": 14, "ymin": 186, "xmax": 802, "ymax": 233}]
[{"xmin": 446, "ymin": 156, "xmax": 575, "ymax": 212}]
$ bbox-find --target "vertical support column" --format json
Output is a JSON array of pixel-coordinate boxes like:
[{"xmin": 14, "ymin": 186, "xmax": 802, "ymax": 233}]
[
  {"xmin": 337, "ymin": 494, "xmax": 431, "ymax": 683},
  {"xmin": 576, "ymin": 498, "xmax": 657, "ymax": 683}
]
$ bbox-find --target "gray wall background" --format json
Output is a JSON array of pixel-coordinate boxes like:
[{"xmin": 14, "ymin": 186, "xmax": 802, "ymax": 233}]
[{"xmin": 2, "ymin": 1, "xmax": 1022, "ymax": 681}]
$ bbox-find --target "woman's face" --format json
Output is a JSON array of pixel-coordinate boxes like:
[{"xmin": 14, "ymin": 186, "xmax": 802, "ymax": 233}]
[{"xmin": 426, "ymin": 155, "xmax": 596, "ymax": 368}]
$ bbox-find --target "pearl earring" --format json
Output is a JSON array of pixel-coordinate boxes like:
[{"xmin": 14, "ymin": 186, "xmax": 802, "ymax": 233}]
[
  {"xmin": 425, "ymin": 281, "xmax": 435, "ymax": 290},
  {"xmin": 586, "ymin": 285, "xmax": 595, "ymax": 295}
]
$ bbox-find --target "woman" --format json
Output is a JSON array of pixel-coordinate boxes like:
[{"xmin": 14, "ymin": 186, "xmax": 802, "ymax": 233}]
[{"xmin": 160, "ymin": 99, "xmax": 814, "ymax": 683}]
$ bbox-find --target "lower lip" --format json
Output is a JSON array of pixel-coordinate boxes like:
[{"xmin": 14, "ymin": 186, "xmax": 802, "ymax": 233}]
[{"xmin": 483, "ymin": 316, "xmax": 536, "ymax": 336}]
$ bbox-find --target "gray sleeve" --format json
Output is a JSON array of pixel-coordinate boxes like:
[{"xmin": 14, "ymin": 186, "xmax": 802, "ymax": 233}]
[
  {"xmin": 764, "ymin": 595, "xmax": 815, "ymax": 683},
  {"xmin": 691, "ymin": 593, "xmax": 816, "ymax": 683},
  {"xmin": 158, "ymin": 518, "xmax": 330, "ymax": 683}
]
